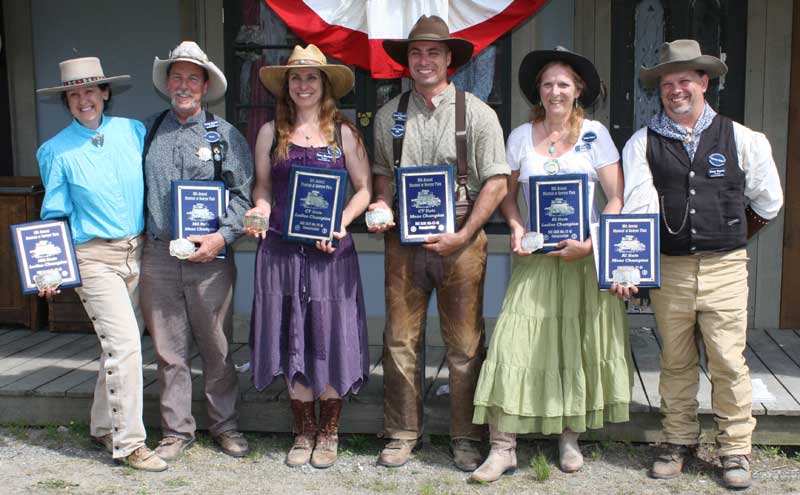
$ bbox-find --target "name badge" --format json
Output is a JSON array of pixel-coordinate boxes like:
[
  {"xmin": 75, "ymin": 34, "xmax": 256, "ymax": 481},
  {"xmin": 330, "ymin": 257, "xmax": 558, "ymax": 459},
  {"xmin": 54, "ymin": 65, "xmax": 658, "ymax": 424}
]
[
  {"xmin": 392, "ymin": 112, "xmax": 408, "ymax": 122},
  {"xmin": 582, "ymin": 131, "xmax": 597, "ymax": 143},
  {"xmin": 391, "ymin": 123, "xmax": 405, "ymax": 138},
  {"xmin": 205, "ymin": 131, "xmax": 222, "ymax": 144},
  {"xmin": 574, "ymin": 143, "xmax": 591, "ymax": 153},
  {"xmin": 708, "ymin": 153, "xmax": 726, "ymax": 178}
]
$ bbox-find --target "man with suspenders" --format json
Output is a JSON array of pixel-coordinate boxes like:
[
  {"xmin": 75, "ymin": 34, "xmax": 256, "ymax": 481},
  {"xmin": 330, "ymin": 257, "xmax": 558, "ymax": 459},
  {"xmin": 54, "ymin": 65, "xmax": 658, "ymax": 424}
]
[
  {"xmin": 140, "ymin": 41, "xmax": 253, "ymax": 461},
  {"xmin": 368, "ymin": 16, "xmax": 510, "ymax": 470}
]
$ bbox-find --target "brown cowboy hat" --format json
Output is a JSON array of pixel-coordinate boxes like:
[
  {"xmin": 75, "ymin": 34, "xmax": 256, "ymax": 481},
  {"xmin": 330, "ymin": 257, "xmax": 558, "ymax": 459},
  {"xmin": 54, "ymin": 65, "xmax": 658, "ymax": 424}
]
[
  {"xmin": 382, "ymin": 15, "xmax": 474, "ymax": 68},
  {"xmin": 639, "ymin": 39, "xmax": 728, "ymax": 88},
  {"xmin": 518, "ymin": 46, "xmax": 601, "ymax": 107},
  {"xmin": 259, "ymin": 44, "xmax": 354, "ymax": 99}
]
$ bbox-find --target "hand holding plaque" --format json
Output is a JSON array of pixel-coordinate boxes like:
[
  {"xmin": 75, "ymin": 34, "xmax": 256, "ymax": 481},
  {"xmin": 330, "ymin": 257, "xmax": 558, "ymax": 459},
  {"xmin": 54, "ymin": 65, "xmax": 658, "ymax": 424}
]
[
  {"xmin": 396, "ymin": 164, "xmax": 456, "ymax": 244},
  {"xmin": 283, "ymin": 165, "xmax": 347, "ymax": 245},
  {"xmin": 599, "ymin": 213, "xmax": 660, "ymax": 289},
  {"xmin": 529, "ymin": 174, "xmax": 589, "ymax": 252},
  {"xmin": 172, "ymin": 180, "xmax": 228, "ymax": 258},
  {"xmin": 10, "ymin": 218, "xmax": 82, "ymax": 295}
]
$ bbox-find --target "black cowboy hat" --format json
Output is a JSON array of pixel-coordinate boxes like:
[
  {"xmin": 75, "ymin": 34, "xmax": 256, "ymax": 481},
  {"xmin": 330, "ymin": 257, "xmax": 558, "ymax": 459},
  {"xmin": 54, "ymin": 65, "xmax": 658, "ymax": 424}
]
[
  {"xmin": 382, "ymin": 15, "xmax": 474, "ymax": 69},
  {"xmin": 518, "ymin": 46, "xmax": 601, "ymax": 107}
]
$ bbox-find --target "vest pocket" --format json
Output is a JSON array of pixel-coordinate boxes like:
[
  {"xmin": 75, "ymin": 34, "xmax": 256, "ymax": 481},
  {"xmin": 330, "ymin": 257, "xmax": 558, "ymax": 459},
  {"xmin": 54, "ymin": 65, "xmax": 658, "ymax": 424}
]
[{"xmin": 719, "ymin": 190, "xmax": 745, "ymax": 234}]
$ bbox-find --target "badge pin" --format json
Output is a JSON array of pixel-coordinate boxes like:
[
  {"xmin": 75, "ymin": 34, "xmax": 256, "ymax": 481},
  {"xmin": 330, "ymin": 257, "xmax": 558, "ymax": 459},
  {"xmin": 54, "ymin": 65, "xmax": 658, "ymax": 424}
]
[
  {"xmin": 708, "ymin": 153, "xmax": 726, "ymax": 167},
  {"xmin": 196, "ymin": 147, "xmax": 212, "ymax": 161},
  {"xmin": 203, "ymin": 120, "xmax": 220, "ymax": 129},
  {"xmin": 581, "ymin": 131, "xmax": 597, "ymax": 143},
  {"xmin": 708, "ymin": 168, "xmax": 726, "ymax": 178},
  {"xmin": 91, "ymin": 134, "xmax": 104, "ymax": 147},
  {"xmin": 574, "ymin": 143, "xmax": 591, "ymax": 153},
  {"xmin": 392, "ymin": 112, "xmax": 408, "ymax": 122},
  {"xmin": 391, "ymin": 124, "xmax": 405, "ymax": 138},
  {"xmin": 205, "ymin": 131, "xmax": 222, "ymax": 144}
]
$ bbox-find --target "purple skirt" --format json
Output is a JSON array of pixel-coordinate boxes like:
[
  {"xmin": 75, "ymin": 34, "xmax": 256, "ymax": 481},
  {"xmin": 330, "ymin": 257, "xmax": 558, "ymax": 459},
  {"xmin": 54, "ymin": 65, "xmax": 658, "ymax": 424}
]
[{"xmin": 249, "ymin": 231, "xmax": 370, "ymax": 398}]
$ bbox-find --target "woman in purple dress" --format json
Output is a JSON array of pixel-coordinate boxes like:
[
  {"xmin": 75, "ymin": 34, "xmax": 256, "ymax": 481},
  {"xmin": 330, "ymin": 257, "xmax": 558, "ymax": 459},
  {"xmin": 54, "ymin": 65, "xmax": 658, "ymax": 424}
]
[{"xmin": 244, "ymin": 44, "xmax": 371, "ymax": 469}]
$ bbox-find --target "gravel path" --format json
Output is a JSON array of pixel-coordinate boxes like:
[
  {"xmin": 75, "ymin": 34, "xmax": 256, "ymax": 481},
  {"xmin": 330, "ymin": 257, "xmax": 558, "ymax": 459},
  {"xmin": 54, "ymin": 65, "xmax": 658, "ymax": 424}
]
[{"xmin": 1, "ymin": 424, "xmax": 799, "ymax": 494}]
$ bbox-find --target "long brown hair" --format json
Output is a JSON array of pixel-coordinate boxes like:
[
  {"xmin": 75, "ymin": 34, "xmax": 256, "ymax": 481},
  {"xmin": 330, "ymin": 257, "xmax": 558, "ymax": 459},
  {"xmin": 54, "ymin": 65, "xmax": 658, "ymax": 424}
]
[
  {"xmin": 529, "ymin": 61, "xmax": 585, "ymax": 145},
  {"xmin": 273, "ymin": 70, "xmax": 364, "ymax": 162}
]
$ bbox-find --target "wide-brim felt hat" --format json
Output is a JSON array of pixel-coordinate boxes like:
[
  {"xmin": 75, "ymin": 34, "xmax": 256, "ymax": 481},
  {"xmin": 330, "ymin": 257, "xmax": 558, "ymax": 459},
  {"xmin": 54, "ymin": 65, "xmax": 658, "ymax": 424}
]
[
  {"xmin": 152, "ymin": 41, "xmax": 227, "ymax": 102},
  {"xmin": 639, "ymin": 39, "xmax": 728, "ymax": 88},
  {"xmin": 518, "ymin": 47, "xmax": 601, "ymax": 107},
  {"xmin": 37, "ymin": 57, "xmax": 130, "ymax": 94},
  {"xmin": 382, "ymin": 15, "xmax": 474, "ymax": 69},
  {"xmin": 259, "ymin": 44, "xmax": 354, "ymax": 99}
]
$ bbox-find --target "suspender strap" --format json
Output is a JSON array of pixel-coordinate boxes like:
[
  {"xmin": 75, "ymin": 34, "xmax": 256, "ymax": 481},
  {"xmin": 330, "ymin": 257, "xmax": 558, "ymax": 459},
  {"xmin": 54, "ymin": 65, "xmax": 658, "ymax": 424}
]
[
  {"xmin": 392, "ymin": 91, "xmax": 411, "ymax": 167},
  {"xmin": 142, "ymin": 109, "xmax": 169, "ymax": 166},
  {"xmin": 455, "ymin": 90, "xmax": 468, "ymax": 202},
  {"xmin": 204, "ymin": 111, "xmax": 224, "ymax": 182}
]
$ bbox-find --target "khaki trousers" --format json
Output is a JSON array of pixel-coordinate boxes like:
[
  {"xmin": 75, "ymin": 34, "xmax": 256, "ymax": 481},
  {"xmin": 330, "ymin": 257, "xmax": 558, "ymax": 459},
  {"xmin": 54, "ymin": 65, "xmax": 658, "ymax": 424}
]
[
  {"xmin": 74, "ymin": 235, "xmax": 146, "ymax": 458},
  {"xmin": 382, "ymin": 229, "xmax": 487, "ymax": 442},
  {"xmin": 140, "ymin": 238, "xmax": 240, "ymax": 439},
  {"xmin": 651, "ymin": 248, "xmax": 756, "ymax": 455}
]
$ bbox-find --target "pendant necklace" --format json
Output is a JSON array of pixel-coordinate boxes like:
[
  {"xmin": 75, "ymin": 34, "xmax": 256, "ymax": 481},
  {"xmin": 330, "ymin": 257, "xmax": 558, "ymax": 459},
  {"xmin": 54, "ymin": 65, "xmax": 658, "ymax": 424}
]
[{"xmin": 542, "ymin": 121, "xmax": 563, "ymax": 175}]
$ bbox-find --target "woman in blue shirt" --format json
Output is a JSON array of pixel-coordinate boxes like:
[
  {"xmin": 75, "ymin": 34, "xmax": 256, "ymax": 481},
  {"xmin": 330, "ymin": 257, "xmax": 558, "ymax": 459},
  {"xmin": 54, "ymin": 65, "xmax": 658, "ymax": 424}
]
[{"xmin": 36, "ymin": 57, "xmax": 166, "ymax": 472}]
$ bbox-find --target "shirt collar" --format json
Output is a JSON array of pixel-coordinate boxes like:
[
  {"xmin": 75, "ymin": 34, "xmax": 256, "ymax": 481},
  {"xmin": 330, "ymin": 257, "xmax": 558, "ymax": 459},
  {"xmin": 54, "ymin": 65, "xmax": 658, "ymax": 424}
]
[
  {"xmin": 168, "ymin": 108, "xmax": 205, "ymax": 127},
  {"xmin": 411, "ymin": 82, "xmax": 455, "ymax": 110},
  {"xmin": 69, "ymin": 114, "xmax": 108, "ymax": 137}
]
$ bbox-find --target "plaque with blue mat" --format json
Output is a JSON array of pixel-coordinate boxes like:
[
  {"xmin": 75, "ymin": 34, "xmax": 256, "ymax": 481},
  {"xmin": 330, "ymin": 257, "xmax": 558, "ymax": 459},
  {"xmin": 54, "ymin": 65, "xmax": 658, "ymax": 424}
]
[
  {"xmin": 172, "ymin": 180, "xmax": 228, "ymax": 258},
  {"xmin": 396, "ymin": 164, "xmax": 455, "ymax": 244},
  {"xmin": 283, "ymin": 165, "xmax": 347, "ymax": 245},
  {"xmin": 599, "ymin": 213, "xmax": 660, "ymax": 289},
  {"xmin": 529, "ymin": 174, "xmax": 589, "ymax": 252},
  {"xmin": 10, "ymin": 218, "xmax": 82, "ymax": 294}
]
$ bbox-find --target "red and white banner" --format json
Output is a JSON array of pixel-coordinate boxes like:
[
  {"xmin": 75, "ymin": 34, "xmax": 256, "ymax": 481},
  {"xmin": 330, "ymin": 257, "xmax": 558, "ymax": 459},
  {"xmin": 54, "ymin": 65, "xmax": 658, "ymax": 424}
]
[{"xmin": 264, "ymin": 0, "xmax": 547, "ymax": 78}]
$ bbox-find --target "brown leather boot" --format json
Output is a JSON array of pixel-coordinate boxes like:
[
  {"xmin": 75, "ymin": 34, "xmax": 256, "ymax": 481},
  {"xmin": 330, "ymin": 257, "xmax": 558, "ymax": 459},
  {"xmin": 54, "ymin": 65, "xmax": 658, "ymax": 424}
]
[
  {"xmin": 286, "ymin": 400, "xmax": 317, "ymax": 467},
  {"xmin": 721, "ymin": 455, "xmax": 752, "ymax": 489},
  {"xmin": 311, "ymin": 398, "xmax": 342, "ymax": 469},
  {"xmin": 650, "ymin": 444, "xmax": 694, "ymax": 479}
]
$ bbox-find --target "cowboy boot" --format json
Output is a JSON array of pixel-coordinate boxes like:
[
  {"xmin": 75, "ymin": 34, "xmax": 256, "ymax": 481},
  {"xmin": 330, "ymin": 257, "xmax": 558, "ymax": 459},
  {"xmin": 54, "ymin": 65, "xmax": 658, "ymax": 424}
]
[
  {"xmin": 286, "ymin": 400, "xmax": 317, "ymax": 467},
  {"xmin": 469, "ymin": 426, "xmax": 517, "ymax": 483},
  {"xmin": 559, "ymin": 428, "xmax": 583, "ymax": 473},
  {"xmin": 311, "ymin": 398, "xmax": 343, "ymax": 468}
]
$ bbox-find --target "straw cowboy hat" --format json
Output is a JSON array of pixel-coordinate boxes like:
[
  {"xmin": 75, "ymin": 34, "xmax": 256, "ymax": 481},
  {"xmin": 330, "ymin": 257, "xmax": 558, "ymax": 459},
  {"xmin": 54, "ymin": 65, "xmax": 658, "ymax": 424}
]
[
  {"xmin": 518, "ymin": 46, "xmax": 601, "ymax": 108},
  {"xmin": 382, "ymin": 15, "xmax": 474, "ymax": 68},
  {"xmin": 259, "ymin": 44, "xmax": 354, "ymax": 99},
  {"xmin": 37, "ymin": 57, "xmax": 130, "ymax": 94},
  {"xmin": 152, "ymin": 41, "xmax": 227, "ymax": 102},
  {"xmin": 639, "ymin": 39, "xmax": 728, "ymax": 88}
]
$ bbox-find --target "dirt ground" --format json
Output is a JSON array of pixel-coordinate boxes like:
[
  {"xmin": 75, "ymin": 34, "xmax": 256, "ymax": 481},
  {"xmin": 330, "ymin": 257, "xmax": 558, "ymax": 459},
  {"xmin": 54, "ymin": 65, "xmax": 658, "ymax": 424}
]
[{"xmin": 0, "ymin": 424, "xmax": 798, "ymax": 495}]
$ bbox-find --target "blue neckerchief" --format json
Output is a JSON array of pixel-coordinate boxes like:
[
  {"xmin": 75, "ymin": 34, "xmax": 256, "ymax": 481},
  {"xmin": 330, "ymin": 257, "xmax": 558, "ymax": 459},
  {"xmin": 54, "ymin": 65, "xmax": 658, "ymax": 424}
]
[{"xmin": 647, "ymin": 102, "xmax": 717, "ymax": 161}]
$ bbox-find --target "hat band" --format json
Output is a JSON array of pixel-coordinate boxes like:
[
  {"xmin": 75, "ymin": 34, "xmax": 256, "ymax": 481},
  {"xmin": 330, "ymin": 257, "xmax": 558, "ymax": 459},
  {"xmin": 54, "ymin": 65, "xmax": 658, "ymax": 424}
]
[
  {"xmin": 288, "ymin": 59, "xmax": 323, "ymax": 67},
  {"xmin": 61, "ymin": 76, "xmax": 105, "ymax": 87}
]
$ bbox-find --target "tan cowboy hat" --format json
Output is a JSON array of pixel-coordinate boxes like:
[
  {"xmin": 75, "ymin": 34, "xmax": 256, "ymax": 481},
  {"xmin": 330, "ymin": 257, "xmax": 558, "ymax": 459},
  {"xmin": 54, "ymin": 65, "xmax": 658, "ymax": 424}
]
[
  {"xmin": 259, "ymin": 44, "xmax": 354, "ymax": 99},
  {"xmin": 152, "ymin": 41, "xmax": 227, "ymax": 102},
  {"xmin": 382, "ymin": 15, "xmax": 474, "ymax": 68},
  {"xmin": 518, "ymin": 46, "xmax": 601, "ymax": 107},
  {"xmin": 37, "ymin": 57, "xmax": 130, "ymax": 94},
  {"xmin": 639, "ymin": 39, "xmax": 728, "ymax": 88}
]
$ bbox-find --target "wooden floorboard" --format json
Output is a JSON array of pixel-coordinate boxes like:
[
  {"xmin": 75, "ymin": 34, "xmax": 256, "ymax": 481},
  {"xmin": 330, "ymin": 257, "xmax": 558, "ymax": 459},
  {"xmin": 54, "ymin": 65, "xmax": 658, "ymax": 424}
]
[{"xmin": 2, "ymin": 329, "xmax": 800, "ymax": 443}]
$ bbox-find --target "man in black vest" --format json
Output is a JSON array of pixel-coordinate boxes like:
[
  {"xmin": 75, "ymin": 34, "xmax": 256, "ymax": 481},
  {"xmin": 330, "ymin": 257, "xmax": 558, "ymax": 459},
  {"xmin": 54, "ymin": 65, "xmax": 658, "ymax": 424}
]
[{"xmin": 619, "ymin": 40, "xmax": 784, "ymax": 489}]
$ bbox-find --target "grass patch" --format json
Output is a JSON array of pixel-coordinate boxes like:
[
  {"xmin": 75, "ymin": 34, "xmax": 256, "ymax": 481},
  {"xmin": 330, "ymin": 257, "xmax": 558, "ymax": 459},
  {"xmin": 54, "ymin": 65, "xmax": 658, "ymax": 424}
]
[
  {"xmin": 1, "ymin": 421, "xmax": 29, "ymax": 440},
  {"xmin": 757, "ymin": 444, "xmax": 785, "ymax": 459},
  {"xmin": 530, "ymin": 448, "xmax": 551, "ymax": 482},
  {"xmin": 341, "ymin": 433, "xmax": 375, "ymax": 456},
  {"xmin": 164, "ymin": 477, "xmax": 191, "ymax": 488},
  {"xmin": 36, "ymin": 478, "xmax": 79, "ymax": 489},
  {"xmin": 418, "ymin": 482, "xmax": 437, "ymax": 495}
]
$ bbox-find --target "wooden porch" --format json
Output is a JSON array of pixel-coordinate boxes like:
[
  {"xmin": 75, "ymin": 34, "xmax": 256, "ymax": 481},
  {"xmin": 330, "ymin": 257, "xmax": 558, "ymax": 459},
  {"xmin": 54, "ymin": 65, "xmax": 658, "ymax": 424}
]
[{"xmin": 1, "ymin": 326, "xmax": 799, "ymax": 445}]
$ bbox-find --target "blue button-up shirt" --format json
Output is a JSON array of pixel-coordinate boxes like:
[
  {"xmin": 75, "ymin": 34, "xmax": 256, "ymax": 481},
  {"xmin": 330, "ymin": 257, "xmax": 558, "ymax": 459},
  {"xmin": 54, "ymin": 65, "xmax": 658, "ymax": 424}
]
[{"xmin": 37, "ymin": 115, "xmax": 146, "ymax": 244}]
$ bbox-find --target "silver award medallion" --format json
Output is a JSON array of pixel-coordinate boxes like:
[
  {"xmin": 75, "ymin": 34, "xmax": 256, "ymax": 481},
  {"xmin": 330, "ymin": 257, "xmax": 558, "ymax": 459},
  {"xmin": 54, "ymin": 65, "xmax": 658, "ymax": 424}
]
[
  {"xmin": 612, "ymin": 266, "xmax": 641, "ymax": 287},
  {"xmin": 521, "ymin": 231, "xmax": 545, "ymax": 253},
  {"xmin": 33, "ymin": 269, "xmax": 63, "ymax": 291},
  {"xmin": 243, "ymin": 213, "xmax": 269, "ymax": 232},
  {"xmin": 543, "ymin": 159, "xmax": 560, "ymax": 175},
  {"xmin": 169, "ymin": 238, "xmax": 197, "ymax": 259},
  {"xmin": 365, "ymin": 208, "xmax": 394, "ymax": 228}
]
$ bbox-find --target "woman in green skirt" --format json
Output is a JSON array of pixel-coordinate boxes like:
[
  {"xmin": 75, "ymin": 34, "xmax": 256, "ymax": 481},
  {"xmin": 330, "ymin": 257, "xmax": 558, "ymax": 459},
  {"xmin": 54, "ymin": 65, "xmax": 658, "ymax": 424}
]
[{"xmin": 470, "ymin": 48, "xmax": 632, "ymax": 482}]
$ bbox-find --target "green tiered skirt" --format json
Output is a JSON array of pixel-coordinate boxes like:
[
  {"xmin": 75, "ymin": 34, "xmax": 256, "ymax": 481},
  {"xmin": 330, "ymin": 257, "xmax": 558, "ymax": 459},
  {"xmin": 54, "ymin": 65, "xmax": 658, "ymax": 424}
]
[{"xmin": 473, "ymin": 254, "xmax": 632, "ymax": 434}]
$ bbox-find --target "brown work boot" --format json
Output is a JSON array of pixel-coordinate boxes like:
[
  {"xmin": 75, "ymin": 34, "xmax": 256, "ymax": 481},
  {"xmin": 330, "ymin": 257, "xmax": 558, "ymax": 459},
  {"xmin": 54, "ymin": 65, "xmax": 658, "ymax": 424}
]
[
  {"xmin": 469, "ymin": 427, "xmax": 516, "ymax": 483},
  {"xmin": 650, "ymin": 443, "xmax": 694, "ymax": 479},
  {"xmin": 721, "ymin": 455, "xmax": 752, "ymax": 489},
  {"xmin": 559, "ymin": 429, "xmax": 583, "ymax": 473},
  {"xmin": 377, "ymin": 439, "xmax": 417, "ymax": 468},
  {"xmin": 286, "ymin": 400, "xmax": 317, "ymax": 467},
  {"xmin": 451, "ymin": 438, "xmax": 483, "ymax": 472},
  {"xmin": 154, "ymin": 435, "xmax": 195, "ymax": 461},
  {"xmin": 311, "ymin": 398, "xmax": 343, "ymax": 469},
  {"xmin": 214, "ymin": 430, "xmax": 250, "ymax": 458},
  {"xmin": 120, "ymin": 446, "xmax": 168, "ymax": 472},
  {"xmin": 91, "ymin": 433, "xmax": 113, "ymax": 454}
]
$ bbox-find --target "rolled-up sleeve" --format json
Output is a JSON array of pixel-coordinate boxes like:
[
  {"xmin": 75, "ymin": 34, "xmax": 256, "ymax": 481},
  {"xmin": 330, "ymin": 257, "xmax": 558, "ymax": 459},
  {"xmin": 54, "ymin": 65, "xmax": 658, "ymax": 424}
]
[
  {"xmin": 734, "ymin": 122, "xmax": 784, "ymax": 220},
  {"xmin": 621, "ymin": 127, "xmax": 659, "ymax": 215}
]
